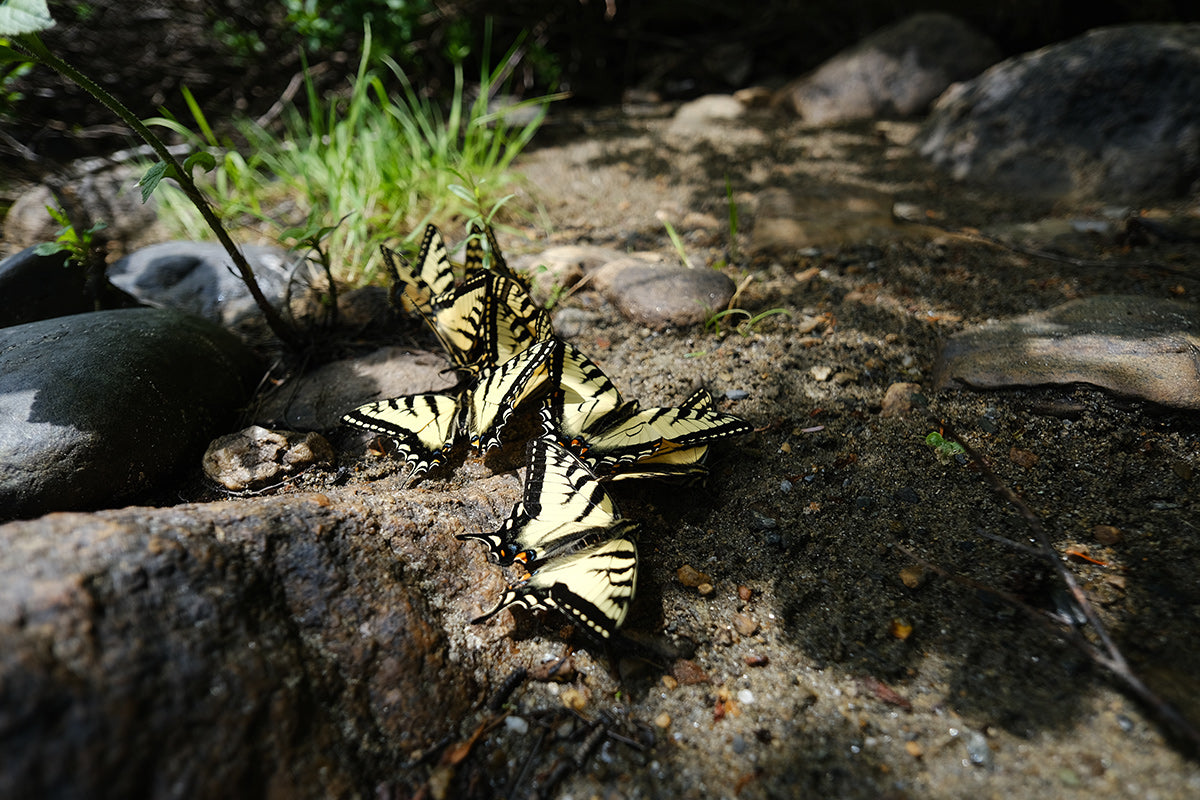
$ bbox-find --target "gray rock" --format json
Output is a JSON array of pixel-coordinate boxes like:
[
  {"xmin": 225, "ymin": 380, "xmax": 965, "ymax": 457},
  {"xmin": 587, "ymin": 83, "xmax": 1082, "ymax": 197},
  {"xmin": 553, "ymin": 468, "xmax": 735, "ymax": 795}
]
[
  {"xmin": 0, "ymin": 245, "xmax": 91, "ymax": 328},
  {"xmin": 252, "ymin": 347, "xmax": 455, "ymax": 431},
  {"xmin": 915, "ymin": 23, "xmax": 1200, "ymax": 201},
  {"xmin": 4, "ymin": 165, "xmax": 162, "ymax": 253},
  {"xmin": 110, "ymin": 241, "xmax": 303, "ymax": 326},
  {"xmin": 512, "ymin": 243, "xmax": 628, "ymax": 302},
  {"xmin": 668, "ymin": 94, "xmax": 745, "ymax": 133},
  {"xmin": 934, "ymin": 295, "xmax": 1200, "ymax": 410},
  {"xmin": 0, "ymin": 490, "xmax": 489, "ymax": 797},
  {"xmin": 203, "ymin": 426, "xmax": 335, "ymax": 491},
  {"xmin": 0, "ymin": 308, "xmax": 261, "ymax": 520},
  {"xmin": 592, "ymin": 257, "xmax": 736, "ymax": 329},
  {"xmin": 778, "ymin": 13, "xmax": 999, "ymax": 125}
]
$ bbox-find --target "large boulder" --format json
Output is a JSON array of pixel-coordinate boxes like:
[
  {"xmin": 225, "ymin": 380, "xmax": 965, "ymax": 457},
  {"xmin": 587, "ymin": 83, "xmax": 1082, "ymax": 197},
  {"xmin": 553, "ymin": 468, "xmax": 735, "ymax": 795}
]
[
  {"xmin": 915, "ymin": 23, "xmax": 1200, "ymax": 202},
  {"xmin": 0, "ymin": 308, "xmax": 261, "ymax": 520},
  {"xmin": 0, "ymin": 489, "xmax": 492, "ymax": 798}
]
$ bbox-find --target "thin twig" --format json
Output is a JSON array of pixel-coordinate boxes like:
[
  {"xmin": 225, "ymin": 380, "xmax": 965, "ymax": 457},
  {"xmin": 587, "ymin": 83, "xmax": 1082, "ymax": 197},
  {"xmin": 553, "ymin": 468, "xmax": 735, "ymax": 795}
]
[{"xmin": 932, "ymin": 413, "xmax": 1200, "ymax": 754}]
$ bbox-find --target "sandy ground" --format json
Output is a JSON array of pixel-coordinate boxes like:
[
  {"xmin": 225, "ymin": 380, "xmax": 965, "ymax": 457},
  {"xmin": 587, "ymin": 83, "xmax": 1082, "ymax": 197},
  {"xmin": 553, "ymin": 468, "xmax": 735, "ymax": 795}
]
[{"xmin": 388, "ymin": 105, "xmax": 1200, "ymax": 799}]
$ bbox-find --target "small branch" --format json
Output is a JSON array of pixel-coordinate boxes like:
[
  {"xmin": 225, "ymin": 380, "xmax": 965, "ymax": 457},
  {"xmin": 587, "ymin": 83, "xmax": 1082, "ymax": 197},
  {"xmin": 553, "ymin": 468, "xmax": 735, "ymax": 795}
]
[
  {"xmin": 930, "ymin": 413, "xmax": 1200, "ymax": 754},
  {"xmin": 13, "ymin": 33, "xmax": 304, "ymax": 350}
]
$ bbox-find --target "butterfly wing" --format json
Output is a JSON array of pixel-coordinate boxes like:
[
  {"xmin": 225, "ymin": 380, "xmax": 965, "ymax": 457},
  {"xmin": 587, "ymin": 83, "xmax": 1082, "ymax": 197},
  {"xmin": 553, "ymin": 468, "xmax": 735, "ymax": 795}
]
[
  {"xmin": 341, "ymin": 393, "xmax": 461, "ymax": 475},
  {"xmin": 470, "ymin": 526, "xmax": 639, "ymax": 639},
  {"xmin": 466, "ymin": 338, "xmax": 563, "ymax": 452},
  {"xmin": 381, "ymin": 224, "xmax": 455, "ymax": 314},
  {"xmin": 458, "ymin": 439, "xmax": 621, "ymax": 566}
]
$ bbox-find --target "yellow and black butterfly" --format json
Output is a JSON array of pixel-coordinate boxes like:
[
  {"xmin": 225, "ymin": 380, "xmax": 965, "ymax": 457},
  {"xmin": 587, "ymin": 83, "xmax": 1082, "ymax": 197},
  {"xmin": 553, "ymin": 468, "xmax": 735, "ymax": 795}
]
[
  {"xmin": 540, "ymin": 344, "xmax": 754, "ymax": 479},
  {"xmin": 466, "ymin": 440, "xmax": 638, "ymax": 639},
  {"xmin": 459, "ymin": 438, "xmax": 624, "ymax": 566},
  {"xmin": 425, "ymin": 271, "xmax": 552, "ymax": 375},
  {"xmin": 342, "ymin": 338, "xmax": 563, "ymax": 475},
  {"xmin": 380, "ymin": 223, "xmax": 456, "ymax": 315}
]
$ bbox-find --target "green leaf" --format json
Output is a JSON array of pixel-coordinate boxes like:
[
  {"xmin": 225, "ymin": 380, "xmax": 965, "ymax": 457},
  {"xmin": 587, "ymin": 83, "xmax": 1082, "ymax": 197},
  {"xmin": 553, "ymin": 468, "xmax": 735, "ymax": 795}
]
[
  {"xmin": 184, "ymin": 151, "xmax": 216, "ymax": 176},
  {"xmin": 139, "ymin": 161, "xmax": 170, "ymax": 203},
  {"xmin": 0, "ymin": 43, "xmax": 31, "ymax": 62},
  {"xmin": 0, "ymin": 0, "xmax": 55, "ymax": 36},
  {"xmin": 33, "ymin": 241, "xmax": 69, "ymax": 256}
]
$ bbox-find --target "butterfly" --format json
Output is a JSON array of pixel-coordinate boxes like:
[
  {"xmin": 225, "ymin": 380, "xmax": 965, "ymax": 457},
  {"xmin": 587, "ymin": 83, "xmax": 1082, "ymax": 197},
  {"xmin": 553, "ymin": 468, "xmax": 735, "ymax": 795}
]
[
  {"xmin": 465, "ymin": 440, "xmax": 638, "ymax": 639},
  {"xmin": 342, "ymin": 338, "xmax": 563, "ymax": 475},
  {"xmin": 380, "ymin": 223, "xmax": 455, "ymax": 315},
  {"xmin": 459, "ymin": 439, "xmax": 624, "ymax": 566},
  {"xmin": 540, "ymin": 344, "xmax": 754, "ymax": 478}
]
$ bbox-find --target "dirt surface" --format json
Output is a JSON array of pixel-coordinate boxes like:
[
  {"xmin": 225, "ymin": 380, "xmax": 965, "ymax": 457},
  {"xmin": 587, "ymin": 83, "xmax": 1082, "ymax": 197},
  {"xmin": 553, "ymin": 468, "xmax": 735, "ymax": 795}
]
[{"xmin": 348, "ymin": 106, "xmax": 1198, "ymax": 798}]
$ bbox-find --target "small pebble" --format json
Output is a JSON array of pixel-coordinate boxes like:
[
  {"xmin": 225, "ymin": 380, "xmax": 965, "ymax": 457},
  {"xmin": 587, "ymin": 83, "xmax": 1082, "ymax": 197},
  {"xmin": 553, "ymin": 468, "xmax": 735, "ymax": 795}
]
[
  {"xmin": 725, "ymin": 388, "xmax": 749, "ymax": 401},
  {"xmin": 1009, "ymin": 447, "xmax": 1039, "ymax": 468},
  {"xmin": 673, "ymin": 659, "xmax": 710, "ymax": 685},
  {"xmin": 744, "ymin": 654, "xmax": 769, "ymax": 667},
  {"xmin": 697, "ymin": 582, "xmax": 715, "ymax": 596},
  {"xmin": 965, "ymin": 730, "xmax": 992, "ymax": 768},
  {"xmin": 731, "ymin": 734, "xmax": 747, "ymax": 754},
  {"xmin": 899, "ymin": 565, "xmax": 927, "ymax": 589},
  {"xmin": 732, "ymin": 613, "xmax": 758, "ymax": 636},
  {"xmin": 810, "ymin": 365, "xmax": 833, "ymax": 381},
  {"xmin": 737, "ymin": 585, "xmax": 753, "ymax": 602},
  {"xmin": 661, "ymin": 675, "xmax": 679, "ymax": 690},
  {"xmin": 677, "ymin": 564, "xmax": 712, "ymax": 588},
  {"xmin": 654, "ymin": 712, "xmax": 672, "ymax": 729},
  {"xmin": 905, "ymin": 741, "xmax": 923, "ymax": 758},
  {"xmin": 560, "ymin": 687, "xmax": 588, "ymax": 712},
  {"xmin": 736, "ymin": 689, "xmax": 755, "ymax": 705},
  {"xmin": 505, "ymin": 716, "xmax": 529, "ymax": 734},
  {"xmin": 780, "ymin": 479, "xmax": 793, "ymax": 492},
  {"xmin": 890, "ymin": 619, "xmax": 914, "ymax": 640},
  {"xmin": 1092, "ymin": 524, "xmax": 1122, "ymax": 545}
]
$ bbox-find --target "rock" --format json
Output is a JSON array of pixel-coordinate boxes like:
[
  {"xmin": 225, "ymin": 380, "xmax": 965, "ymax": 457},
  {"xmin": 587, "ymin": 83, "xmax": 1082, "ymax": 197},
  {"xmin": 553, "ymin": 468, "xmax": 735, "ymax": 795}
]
[
  {"xmin": 591, "ymin": 258, "xmax": 736, "ymax": 329},
  {"xmin": 0, "ymin": 245, "xmax": 142, "ymax": 329},
  {"xmin": 880, "ymin": 382, "xmax": 923, "ymax": 418},
  {"xmin": 934, "ymin": 295, "xmax": 1200, "ymax": 410},
  {"xmin": 0, "ymin": 245, "xmax": 92, "ymax": 328},
  {"xmin": 512, "ymin": 244, "xmax": 627, "ymax": 302},
  {"xmin": 777, "ymin": 13, "xmax": 999, "ymax": 125},
  {"xmin": 915, "ymin": 23, "xmax": 1200, "ymax": 201},
  {"xmin": 252, "ymin": 347, "xmax": 455, "ymax": 431},
  {"xmin": 109, "ymin": 241, "xmax": 304, "ymax": 326},
  {"xmin": 0, "ymin": 490, "xmax": 484, "ymax": 797},
  {"xmin": 203, "ymin": 426, "xmax": 335, "ymax": 491},
  {"xmin": 0, "ymin": 308, "xmax": 261, "ymax": 520},
  {"xmin": 668, "ymin": 93, "xmax": 745, "ymax": 133},
  {"xmin": 4, "ymin": 164, "xmax": 163, "ymax": 254}
]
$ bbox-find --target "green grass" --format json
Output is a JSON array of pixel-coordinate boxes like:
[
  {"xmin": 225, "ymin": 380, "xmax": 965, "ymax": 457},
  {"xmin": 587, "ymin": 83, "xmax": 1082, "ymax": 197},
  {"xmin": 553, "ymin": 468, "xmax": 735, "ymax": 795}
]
[{"xmin": 146, "ymin": 24, "xmax": 563, "ymax": 286}]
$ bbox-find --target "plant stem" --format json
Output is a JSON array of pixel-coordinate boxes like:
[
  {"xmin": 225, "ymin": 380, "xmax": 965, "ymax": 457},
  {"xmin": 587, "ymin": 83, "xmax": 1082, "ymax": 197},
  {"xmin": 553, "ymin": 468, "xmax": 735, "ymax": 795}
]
[{"xmin": 14, "ymin": 33, "xmax": 303, "ymax": 350}]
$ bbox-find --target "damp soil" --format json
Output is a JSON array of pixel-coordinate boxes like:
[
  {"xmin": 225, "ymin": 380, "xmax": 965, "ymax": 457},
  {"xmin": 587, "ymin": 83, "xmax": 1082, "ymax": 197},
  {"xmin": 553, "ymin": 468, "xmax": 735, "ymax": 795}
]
[{"xmin": 394, "ymin": 107, "xmax": 1200, "ymax": 799}]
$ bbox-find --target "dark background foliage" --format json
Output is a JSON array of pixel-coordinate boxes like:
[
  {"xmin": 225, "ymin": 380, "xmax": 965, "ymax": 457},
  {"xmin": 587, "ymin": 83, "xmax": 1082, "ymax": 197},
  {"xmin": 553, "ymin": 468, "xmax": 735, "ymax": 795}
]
[{"xmin": 4, "ymin": 0, "xmax": 1200, "ymax": 166}]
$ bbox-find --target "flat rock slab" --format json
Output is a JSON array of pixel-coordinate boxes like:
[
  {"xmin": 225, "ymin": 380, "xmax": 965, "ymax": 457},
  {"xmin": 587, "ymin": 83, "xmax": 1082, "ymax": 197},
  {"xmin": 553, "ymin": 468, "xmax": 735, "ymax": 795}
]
[
  {"xmin": 252, "ymin": 347, "xmax": 455, "ymax": 431},
  {"xmin": 592, "ymin": 258, "xmax": 736, "ymax": 329},
  {"xmin": 0, "ymin": 308, "xmax": 261, "ymax": 519},
  {"xmin": 935, "ymin": 295, "xmax": 1200, "ymax": 410}
]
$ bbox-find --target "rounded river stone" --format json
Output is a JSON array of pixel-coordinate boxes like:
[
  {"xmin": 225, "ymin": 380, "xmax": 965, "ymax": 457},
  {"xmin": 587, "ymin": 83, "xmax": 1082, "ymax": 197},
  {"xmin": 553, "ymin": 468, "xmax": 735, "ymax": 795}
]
[{"xmin": 0, "ymin": 308, "xmax": 261, "ymax": 519}]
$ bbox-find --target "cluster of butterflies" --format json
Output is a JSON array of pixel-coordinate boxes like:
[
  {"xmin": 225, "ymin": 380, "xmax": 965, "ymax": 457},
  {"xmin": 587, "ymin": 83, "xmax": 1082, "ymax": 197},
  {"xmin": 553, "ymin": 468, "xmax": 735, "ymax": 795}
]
[{"xmin": 341, "ymin": 223, "xmax": 752, "ymax": 640}]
